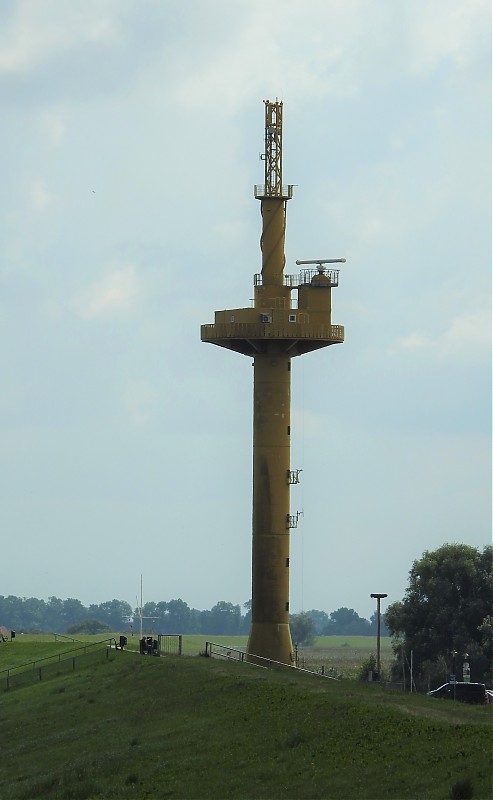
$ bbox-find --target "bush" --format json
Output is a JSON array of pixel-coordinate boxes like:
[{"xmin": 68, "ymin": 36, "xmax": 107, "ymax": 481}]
[
  {"xmin": 357, "ymin": 653, "xmax": 377, "ymax": 681},
  {"xmin": 66, "ymin": 620, "xmax": 112, "ymax": 635}
]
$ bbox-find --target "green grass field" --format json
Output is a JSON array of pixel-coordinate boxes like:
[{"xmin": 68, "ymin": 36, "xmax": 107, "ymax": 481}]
[
  {"xmin": 0, "ymin": 634, "xmax": 115, "ymax": 673},
  {"xmin": 0, "ymin": 635, "xmax": 491, "ymax": 800}
]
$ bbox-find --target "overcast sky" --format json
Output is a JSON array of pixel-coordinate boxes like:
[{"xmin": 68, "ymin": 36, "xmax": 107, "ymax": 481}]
[{"xmin": 1, "ymin": 0, "xmax": 490, "ymax": 621}]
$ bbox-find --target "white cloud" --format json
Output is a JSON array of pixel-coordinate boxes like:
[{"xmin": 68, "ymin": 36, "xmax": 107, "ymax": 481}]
[
  {"xmin": 0, "ymin": 0, "xmax": 120, "ymax": 74},
  {"xmin": 167, "ymin": 0, "xmax": 489, "ymax": 114},
  {"xmin": 212, "ymin": 220, "xmax": 249, "ymax": 246},
  {"xmin": 42, "ymin": 108, "xmax": 70, "ymax": 148},
  {"xmin": 30, "ymin": 179, "xmax": 56, "ymax": 212},
  {"xmin": 396, "ymin": 332, "xmax": 430, "ymax": 352},
  {"xmin": 168, "ymin": 2, "xmax": 363, "ymax": 111},
  {"xmin": 406, "ymin": 0, "xmax": 489, "ymax": 74},
  {"xmin": 394, "ymin": 308, "xmax": 491, "ymax": 358},
  {"xmin": 78, "ymin": 265, "xmax": 141, "ymax": 319}
]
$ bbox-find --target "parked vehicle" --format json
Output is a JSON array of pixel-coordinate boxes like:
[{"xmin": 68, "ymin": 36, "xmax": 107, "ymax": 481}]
[{"xmin": 427, "ymin": 682, "xmax": 486, "ymax": 704}]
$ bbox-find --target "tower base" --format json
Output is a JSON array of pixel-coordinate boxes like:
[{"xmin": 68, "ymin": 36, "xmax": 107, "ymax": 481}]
[{"xmin": 246, "ymin": 622, "xmax": 295, "ymax": 667}]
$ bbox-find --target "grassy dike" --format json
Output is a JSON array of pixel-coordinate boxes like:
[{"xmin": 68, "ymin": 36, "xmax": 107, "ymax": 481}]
[{"xmin": 1, "ymin": 645, "xmax": 491, "ymax": 800}]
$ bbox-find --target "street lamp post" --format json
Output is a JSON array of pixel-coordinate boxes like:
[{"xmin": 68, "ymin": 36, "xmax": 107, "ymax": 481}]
[{"xmin": 370, "ymin": 593, "xmax": 388, "ymax": 680}]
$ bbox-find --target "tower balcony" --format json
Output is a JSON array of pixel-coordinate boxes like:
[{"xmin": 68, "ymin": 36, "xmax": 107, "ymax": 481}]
[
  {"xmin": 201, "ymin": 317, "xmax": 344, "ymax": 357},
  {"xmin": 254, "ymin": 184, "xmax": 294, "ymax": 200}
]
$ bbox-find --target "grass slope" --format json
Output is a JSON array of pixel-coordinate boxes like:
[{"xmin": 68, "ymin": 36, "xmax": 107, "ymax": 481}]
[
  {"xmin": 1, "ymin": 647, "xmax": 491, "ymax": 800},
  {"xmin": 127, "ymin": 633, "xmax": 393, "ymax": 678},
  {"xmin": 0, "ymin": 638, "xmax": 79, "ymax": 671}
]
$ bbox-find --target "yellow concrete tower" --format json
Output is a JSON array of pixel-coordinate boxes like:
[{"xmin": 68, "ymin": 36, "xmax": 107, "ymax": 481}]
[{"xmin": 201, "ymin": 100, "xmax": 345, "ymax": 666}]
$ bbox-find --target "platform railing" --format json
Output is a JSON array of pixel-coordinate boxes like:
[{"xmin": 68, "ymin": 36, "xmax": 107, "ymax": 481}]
[
  {"xmin": 254, "ymin": 184, "xmax": 294, "ymax": 200},
  {"xmin": 253, "ymin": 270, "xmax": 339, "ymax": 288},
  {"xmin": 204, "ymin": 641, "xmax": 339, "ymax": 681},
  {"xmin": 201, "ymin": 322, "xmax": 344, "ymax": 342}
]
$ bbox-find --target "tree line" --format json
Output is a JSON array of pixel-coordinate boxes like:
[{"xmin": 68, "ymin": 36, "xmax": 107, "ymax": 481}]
[
  {"xmin": 0, "ymin": 594, "xmax": 385, "ymax": 638},
  {"xmin": 288, "ymin": 543, "xmax": 491, "ymax": 689},
  {"xmin": 2, "ymin": 543, "xmax": 489, "ymax": 689}
]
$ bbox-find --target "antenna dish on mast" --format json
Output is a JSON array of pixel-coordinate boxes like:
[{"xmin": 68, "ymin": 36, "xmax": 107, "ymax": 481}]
[{"xmin": 295, "ymin": 258, "xmax": 346, "ymax": 265}]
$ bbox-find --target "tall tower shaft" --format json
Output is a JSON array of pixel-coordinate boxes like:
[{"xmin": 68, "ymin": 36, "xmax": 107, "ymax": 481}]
[{"xmin": 201, "ymin": 100, "xmax": 344, "ymax": 665}]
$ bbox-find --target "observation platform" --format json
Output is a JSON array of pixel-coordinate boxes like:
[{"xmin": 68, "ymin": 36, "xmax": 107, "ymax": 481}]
[
  {"xmin": 201, "ymin": 313, "xmax": 344, "ymax": 357},
  {"xmin": 254, "ymin": 184, "xmax": 294, "ymax": 200},
  {"xmin": 201, "ymin": 266, "xmax": 344, "ymax": 357}
]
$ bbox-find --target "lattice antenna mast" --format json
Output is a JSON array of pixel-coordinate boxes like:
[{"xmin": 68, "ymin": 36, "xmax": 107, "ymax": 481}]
[{"xmin": 264, "ymin": 100, "xmax": 283, "ymax": 197}]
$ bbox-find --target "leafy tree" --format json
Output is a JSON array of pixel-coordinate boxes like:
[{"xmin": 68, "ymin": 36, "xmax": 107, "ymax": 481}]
[
  {"xmin": 0, "ymin": 595, "xmax": 47, "ymax": 631},
  {"xmin": 131, "ymin": 602, "xmax": 160, "ymax": 634},
  {"xmin": 20, "ymin": 597, "xmax": 46, "ymax": 631},
  {"xmin": 324, "ymin": 607, "xmax": 371, "ymax": 636},
  {"xmin": 62, "ymin": 599, "xmax": 87, "ymax": 629},
  {"xmin": 0, "ymin": 596, "xmax": 22, "ymax": 630},
  {"xmin": 141, "ymin": 602, "xmax": 159, "ymax": 619},
  {"xmin": 207, "ymin": 601, "xmax": 242, "ymax": 635},
  {"xmin": 290, "ymin": 612, "xmax": 315, "ymax": 645},
  {"xmin": 369, "ymin": 610, "xmax": 389, "ymax": 637},
  {"xmin": 385, "ymin": 543, "xmax": 493, "ymax": 689},
  {"xmin": 161, "ymin": 599, "xmax": 193, "ymax": 633},
  {"xmin": 46, "ymin": 596, "xmax": 65, "ymax": 632},
  {"xmin": 478, "ymin": 615, "xmax": 493, "ymax": 667},
  {"xmin": 306, "ymin": 609, "xmax": 330, "ymax": 635},
  {"xmin": 241, "ymin": 600, "xmax": 252, "ymax": 634},
  {"xmin": 187, "ymin": 607, "xmax": 203, "ymax": 634},
  {"xmin": 92, "ymin": 600, "xmax": 133, "ymax": 631}
]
